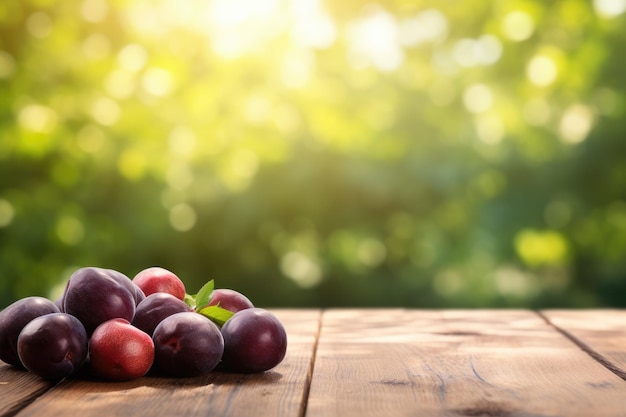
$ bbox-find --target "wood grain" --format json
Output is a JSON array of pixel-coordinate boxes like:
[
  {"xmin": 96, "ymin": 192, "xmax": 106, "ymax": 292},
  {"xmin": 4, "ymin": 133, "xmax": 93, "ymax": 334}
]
[
  {"xmin": 306, "ymin": 309, "xmax": 626, "ymax": 417},
  {"xmin": 541, "ymin": 309, "xmax": 626, "ymax": 379},
  {"xmin": 9, "ymin": 309, "xmax": 320, "ymax": 417},
  {"xmin": 0, "ymin": 362, "xmax": 58, "ymax": 417}
]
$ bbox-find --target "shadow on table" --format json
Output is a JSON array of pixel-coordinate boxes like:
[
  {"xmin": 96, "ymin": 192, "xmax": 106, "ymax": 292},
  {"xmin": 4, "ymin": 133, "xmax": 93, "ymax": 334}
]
[{"xmin": 66, "ymin": 361, "xmax": 283, "ymax": 393}]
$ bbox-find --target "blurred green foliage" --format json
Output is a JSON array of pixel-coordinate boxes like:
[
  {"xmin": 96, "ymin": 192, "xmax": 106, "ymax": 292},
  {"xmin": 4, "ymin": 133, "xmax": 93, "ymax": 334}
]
[{"xmin": 1, "ymin": 0, "xmax": 626, "ymax": 309}]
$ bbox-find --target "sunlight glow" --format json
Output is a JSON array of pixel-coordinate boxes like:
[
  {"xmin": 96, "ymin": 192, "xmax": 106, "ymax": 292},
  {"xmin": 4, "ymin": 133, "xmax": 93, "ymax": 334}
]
[
  {"xmin": 81, "ymin": 0, "xmax": 109, "ymax": 23},
  {"xmin": 142, "ymin": 68, "xmax": 174, "ymax": 97},
  {"xmin": 501, "ymin": 11, "xmax": 535, "ymax": 41},
  {"xmin": 105, "ymin": 70, "xmax": 136, "ymax": 99},
  {"xmin": 348, "ymin": 6, "xmax": 404, "ymax": 71},
  {"xmin": 398, "ymin": 9, "xmax": 448, "ymax": 46},
  {"xmin": 244, "ymin": 95, "xmax": 273, "ymax": 124},
  {"xmin": 169, "ymin": 126, "xmax": 197, "ymax": 157},
  {"xmin": 19, "ymin": 104, "xmax": 57, "ymax": 133},
  {"xmin": 208, "ymin": 0, "xmax": 284, "ymax": 58},
  {"xmin": 453, "ymin": 35, "xmax": 502, "ymax": 67},
  {"xmin": 453, "ymin": 38, "xmax": 480, "ymax": 67},
  {"xmin": 290, "ymin": 2, "xmax": 336, "ymax": 49},
  {"xmin": 526, "ymin": 55, "xmax": 558, "ymax": 87},
  {"xmin": 280, "ymin": 251, "xmax": 322, "ymax": 288},
  {"xmin": 169, "ymin": 203, "xmax": 197, "ymax": 232},
  {"xmin": 464, "ymin": 84, "xmax": 493, "ymax": 114},
  {"xmin": 118, "ymin": 44, "xmax": 148, "ymax": 72},
  {"xmin": 81, "ymin": 33, "xmax": 111, "ymax": 60},
  {"xmin": 593, "ymin": 0, "xmax": 626, "ymax": 18},
  {"xmin": 281, "ymin": 48, "xmax": 315, "ymax": 88},
  {"xmin": 90, "ymin": 97, "xmax": 120, "ymax": 126},
  {"xmin": 211, "ymin": 0, "xmax": 280, "ymax": 29},
  {"xmin": 559, "ymin": 104, "xmax": 594, "ymax": 144}
]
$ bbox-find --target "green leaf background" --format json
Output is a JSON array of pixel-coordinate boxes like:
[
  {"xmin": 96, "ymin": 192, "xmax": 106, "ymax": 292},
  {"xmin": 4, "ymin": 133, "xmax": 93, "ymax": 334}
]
[{"xmin": 1, "ymin": 0, "xmax": 626, "ymax": 309}]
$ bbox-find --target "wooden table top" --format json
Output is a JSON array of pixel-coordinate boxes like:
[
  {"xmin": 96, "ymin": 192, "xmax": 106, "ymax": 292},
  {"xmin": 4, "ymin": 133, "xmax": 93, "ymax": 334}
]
[{"xmin": 2, "ymin": 309, "xmax": 626, "ymax": 417}]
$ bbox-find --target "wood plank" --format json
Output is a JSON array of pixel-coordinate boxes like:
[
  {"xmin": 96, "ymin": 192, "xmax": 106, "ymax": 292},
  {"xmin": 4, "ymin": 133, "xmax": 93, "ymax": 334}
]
[
  {"xmin": 0, "ymin": 362, "xmax": 58, "ymax": 417},
  {"xmin": 541, "ymin": 309, "xmax": 626, "ymax": 379},
  {"xmin": 10, "ymin": 309, "xmax": 320, "ymax": 417},
  {"xmin": 306, "ymin": 309, "xmax": 626, "ymax": 417}
]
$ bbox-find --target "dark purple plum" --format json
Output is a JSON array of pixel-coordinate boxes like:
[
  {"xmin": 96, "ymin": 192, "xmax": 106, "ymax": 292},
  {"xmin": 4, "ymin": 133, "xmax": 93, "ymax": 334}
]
[
  {"xmin": 152, "ymin": 312, "xmax": 224, "ymax": 377},
  {"xmin": 63, "ymin": 267, "xmax": 136, "ymax": 335},
  {"xmin": 54, "ymin": 296, "xmax": 64, "ymax": 312},
  {"xmin": 0, "ymin": 296, "xmax": 60, "ymax": 367},
  {"xmin": 132, "ymin": 293, "xmax": 190, "ymax": 336},
  {"xmin": 17, "ymin": 313, "xmax": 88, "ymax": 379},
  {"xmin": 220, "ymin": 308, "xmax": 287, "ymax": 373},
  {"xmin": 206, "ymin": 289, "xmax": 254, "ymax": 313}
]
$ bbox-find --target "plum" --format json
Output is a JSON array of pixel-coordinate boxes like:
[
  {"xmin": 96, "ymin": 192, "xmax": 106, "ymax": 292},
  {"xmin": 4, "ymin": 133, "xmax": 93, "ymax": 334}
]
[
  {"xmin": 152, "ymin": 312, "xmax": 223, "ymax": 377},
  {"xmin": 63, "ymin": 267, "xmax": 136, "ymax": 335},
  {"xmin": 206, "ymin": 289, "xmax": 254, "ymax": 313},
  {"xmin": 132, "ymin": 292, "xmax": 190, "ymax": 336},
  {"xmin": 105, "ymin": 268, "xmax": 146, "ymax": 306},
  {"xmin": 0, "ymin": 296, "xmax": 60, "ymax": 367},
  {"xmin": 220, "ymin": 308, "xmax": 287, "ymax": 373},
  {"xmin": 17, "ymin": 313, "xmax": 88, "ymax": 379},
  {"xmin": 89, "ymin": 318, "xmax": 154, "ymax": 381},
  {"xmin": 132, "ymin": 267, "xmax": 186, "ymax": 301}
]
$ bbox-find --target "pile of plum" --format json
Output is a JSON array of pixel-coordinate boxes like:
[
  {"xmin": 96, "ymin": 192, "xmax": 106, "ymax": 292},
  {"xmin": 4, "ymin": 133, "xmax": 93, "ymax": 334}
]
[{"xmin": 0, "ymin": 267, "xmax": 287, "ymax": 381}]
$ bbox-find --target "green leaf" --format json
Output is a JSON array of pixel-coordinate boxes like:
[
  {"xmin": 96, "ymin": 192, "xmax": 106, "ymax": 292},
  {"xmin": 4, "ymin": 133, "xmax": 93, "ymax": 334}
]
[
  {"xmin": 183, "ymin": 293, "xmax": 196, "ymax": 309},
  {"xmin": 198, "ymin": 305, "xmax": 234, "ymax": 327},
  {"xmin": 194, "ymin": 280, "xmax": 215, "ymax": 310}
]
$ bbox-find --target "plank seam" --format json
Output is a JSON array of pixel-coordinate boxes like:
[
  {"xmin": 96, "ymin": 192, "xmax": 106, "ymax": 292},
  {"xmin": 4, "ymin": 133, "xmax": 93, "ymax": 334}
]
[
  {"xmin": 298, "ymin": 309, "xmax": 323, "ymax": 417},
  {"xmin": 537, "ymin": 311, "xmax": 626, "ymax": 382},
  {"xmin": 0, "ymin": 380, "xmax": 62, "ymax": 417}
]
